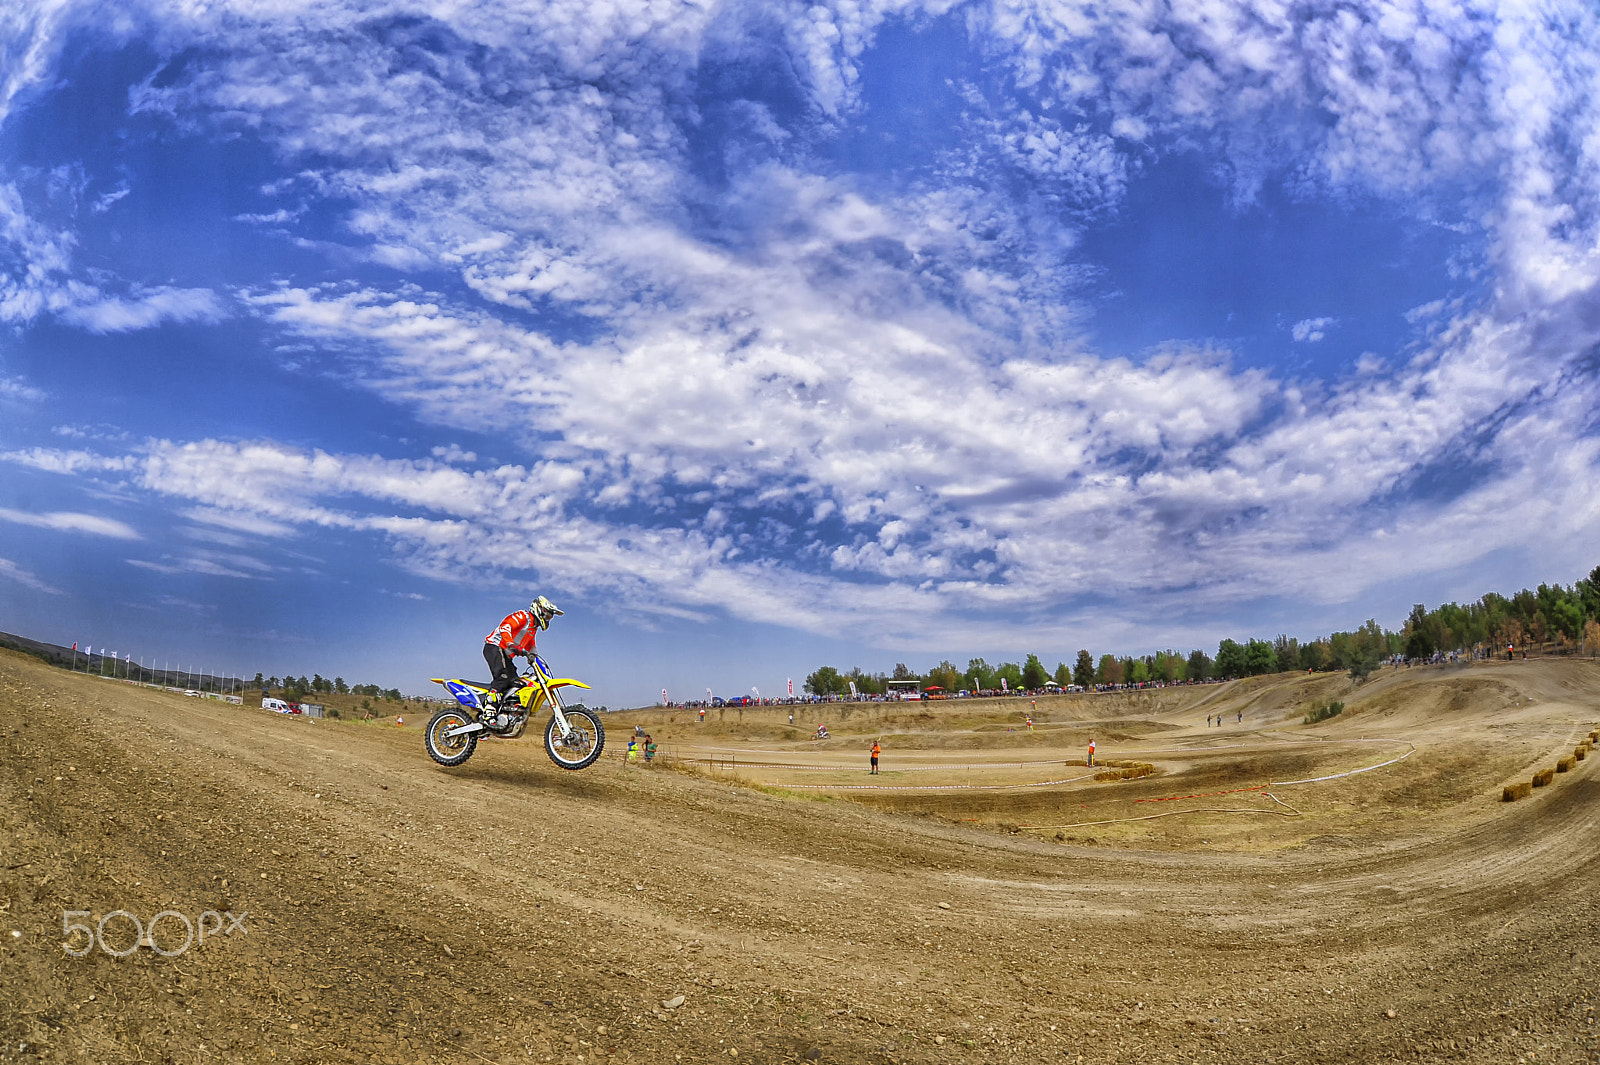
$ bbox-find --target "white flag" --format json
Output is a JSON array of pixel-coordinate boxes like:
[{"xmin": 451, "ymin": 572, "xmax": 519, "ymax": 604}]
[
  {"xmin": 1001, "ymin": 677, "xmax": 1008, "ymax": 691},
  {"xmin": 787, "ymin": 677, "xmax": 793, "ymax": 696}
]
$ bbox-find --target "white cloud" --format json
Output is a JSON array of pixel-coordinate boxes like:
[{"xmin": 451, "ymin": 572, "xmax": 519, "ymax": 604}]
[
  {"xmin": 0, "ymin": 182, "xmax": 224, "ymax": 332},
  {"xmin": 0, "ymin": 506, "xmax": 140, "ymax": 539},
  {"xmin": 0, "ymin": 556, "xmax": 63, "ymax": 594},
  {"xmin": 180, "ymin": 507, "xmax": 297, "ymax": 538},
  {"xmin": 0, "ymin": 181, "xmax": 76, "ymax": 324},
  {"xmin": 92, "ymin": 182, "xmax": 130, "ymax": 213},
  {"xmin": 59, "ymin": 286, "xmax": 226, "ymax": 333},
  {"xmin": 3, "ymin": 0, "xmax": 1600, "ymax": 650},
  {"xmin": 0, "ymin": 374, "xmax": 43, "ymax": 402},
  {"xmin": 0, "ymin": 447, "xmax": 136, "ymax": 475},
  {"xmin": 1292, "ymin": 316, "xmax": 1336, "ymax": 343},
  {"xmin": 127, "ymin": 548, "xmax": 276, "ymax": 579}
]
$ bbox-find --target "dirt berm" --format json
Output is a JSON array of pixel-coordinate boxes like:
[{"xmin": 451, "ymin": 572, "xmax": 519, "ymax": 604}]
[{"xmin": 1, "ymin": 650, "xmax": 1598, "ymax": 1063}]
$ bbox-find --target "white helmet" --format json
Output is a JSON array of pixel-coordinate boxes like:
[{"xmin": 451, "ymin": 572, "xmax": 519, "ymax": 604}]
[{"xmin": 529, "ymin": 595, "xmax": 564, "ymax": 629}]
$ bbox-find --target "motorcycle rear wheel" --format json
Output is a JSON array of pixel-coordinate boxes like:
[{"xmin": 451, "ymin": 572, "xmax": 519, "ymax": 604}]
[
  {"xmin": 544, "ymin": 707, "xmax": 605, "ymax": 770},
  {"xmin": 425, "ymin": 708, "xmax": 479, "ymax": 767}
]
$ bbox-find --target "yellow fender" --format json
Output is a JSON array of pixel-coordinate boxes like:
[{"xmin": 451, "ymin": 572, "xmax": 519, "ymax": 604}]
[{"xmin": 524, "ymin": 678, "xmax": 590, "ymax": 711}]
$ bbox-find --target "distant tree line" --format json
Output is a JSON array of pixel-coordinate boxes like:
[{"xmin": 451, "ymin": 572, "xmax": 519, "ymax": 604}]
[
  {"xmin": 804, "ymin": 564, "xmax": 1600, "ymax": 694},
  {"xmin": 252, "ymin": 672, "xmax": 402, "ymax": 702}
]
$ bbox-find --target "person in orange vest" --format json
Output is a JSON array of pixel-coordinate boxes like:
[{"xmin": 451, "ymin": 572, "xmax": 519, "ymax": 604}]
[
  {"xmin": 1087, "ymin": 739, "xmax": 1096, "ymax": 766},
  {"xmin": 869, "ymin": 740, "xmax": 881, "ymax": 775}
]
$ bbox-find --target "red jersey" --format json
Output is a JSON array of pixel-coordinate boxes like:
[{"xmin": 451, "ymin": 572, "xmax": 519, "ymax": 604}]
[{"xmin": 486, "ymin": 610, "xmax": 539, "ymax": 654}]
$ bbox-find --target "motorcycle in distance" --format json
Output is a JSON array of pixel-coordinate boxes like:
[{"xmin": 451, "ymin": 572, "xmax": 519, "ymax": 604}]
[{"xmin": 424, "ymin": 653, "xmax": 605, "ymax": 770}]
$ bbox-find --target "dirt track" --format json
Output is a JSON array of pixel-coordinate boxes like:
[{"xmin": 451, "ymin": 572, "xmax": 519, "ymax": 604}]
[{"xmin": 2, "ymin": 650, "xmax": 1598, "ymax": 1064}]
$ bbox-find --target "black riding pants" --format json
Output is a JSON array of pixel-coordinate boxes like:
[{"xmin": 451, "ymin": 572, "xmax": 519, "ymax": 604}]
[{"xmin": 483, "ymin": 643, "xmax": 518, "ymax": 694}]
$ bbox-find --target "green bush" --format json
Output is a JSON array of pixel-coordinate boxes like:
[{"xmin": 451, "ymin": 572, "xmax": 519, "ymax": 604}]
[{"xmin": 1303, "ymin": 700, "xmax": 1344, "ymax": 724}]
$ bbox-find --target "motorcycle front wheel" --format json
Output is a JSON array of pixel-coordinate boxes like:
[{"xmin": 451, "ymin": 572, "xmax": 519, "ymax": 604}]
[
  {"xmin": 544, "ymin": 708, "xmax": 605, "ymax": 770},
  {"xmin": 425, "ymin": 708, "xmax": 479, "ymax": 767}
]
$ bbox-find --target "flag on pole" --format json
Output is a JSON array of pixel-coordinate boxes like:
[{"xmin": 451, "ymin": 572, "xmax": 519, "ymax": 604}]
[
  {"xmin": 848, "ymin": 680, "xmax": 858, "ymax": 697},
  {"xmin": 786, "ymin": 677, "xmax": 793, "ymax": 696},
  {"xmin": 71, "ymin": 643, "xmax": 77, "ymax": 651},
  {"xmin": 1001, "ymin": 677, "xmax": 1008, "ymax": 691},
  {"xmin": 661, "ymin": 688, "xmax": 667, "ymax": 704}
]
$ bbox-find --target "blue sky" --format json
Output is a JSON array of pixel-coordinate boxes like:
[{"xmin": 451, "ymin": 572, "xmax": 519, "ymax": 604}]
[{"xmin": 2, "ymin": 1, "xmax": 1599, "ymax": 706}]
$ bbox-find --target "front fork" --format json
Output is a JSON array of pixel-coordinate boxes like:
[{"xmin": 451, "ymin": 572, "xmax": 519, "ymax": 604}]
[{"xmin": 535, "ymin": 674, "xmax": 575, "ymax": 738}]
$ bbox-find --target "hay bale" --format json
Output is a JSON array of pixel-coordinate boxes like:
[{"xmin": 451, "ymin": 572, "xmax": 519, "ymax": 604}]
[
  {"xmin": 1532, "ymin": 768, "xmax": 1555, "ymax": 787},
  {"xmin": 1557, "ymin": 756, "xmax": 1575, "ymax": 773},
  {"xmin": 1094, "ymin": 770, "xmax": 1121, "ymax": 782},
  {"xmin": 1503, "ymin": 781, "xmax": 1532, "ymax": 801},
  {"xmin": 1576, "ymin": 746, "xmax": 1588, "ymax": 761}
]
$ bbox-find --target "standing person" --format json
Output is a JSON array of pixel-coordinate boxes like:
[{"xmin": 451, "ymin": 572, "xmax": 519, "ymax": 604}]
[
  {"xmin": 1237, "ymin": 709, "xmax": 1242, "ymax": 723},
  {"xmin": 1087, "ymin": 739, "xmax": 1096, "ymax": 766},
  {"xmin": 644, "ymin": 735, "xmax": 657, "ymax": 764},
  {"xmin": 484, "ymin": 596, "xmax": 562, "ymax": 707},
  {"xmin": 626, "ymin": 735, "xmax": 638, "ymax": 764},
  {"xmin": 870, "ymin": 740, "xmax": 881, "ymax": 775}
]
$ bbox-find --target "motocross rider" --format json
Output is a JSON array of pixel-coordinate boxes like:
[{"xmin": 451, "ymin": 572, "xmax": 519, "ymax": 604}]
[{"xmin": 485, "ymin": 596, "xmax": 563, "ymax": 707}]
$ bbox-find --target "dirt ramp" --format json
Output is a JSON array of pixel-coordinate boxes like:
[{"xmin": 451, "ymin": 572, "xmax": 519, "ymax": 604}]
[{"xmin": 5, "ymin": 649, "xmax": 1600, "ymax": 1065}]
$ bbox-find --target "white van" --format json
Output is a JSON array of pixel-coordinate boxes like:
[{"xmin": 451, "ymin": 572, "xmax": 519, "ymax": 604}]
[{"xmin": 261, "ymin": 697, "xmax": 298, "ymax": 713}]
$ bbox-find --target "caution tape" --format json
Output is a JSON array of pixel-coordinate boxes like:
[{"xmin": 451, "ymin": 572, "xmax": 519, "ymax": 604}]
[
  {"xmin": 691, "ymin": 757, "xmax": 1076, "ymax": 772},
  {"xmin": 755, "ymin": 774, "xmax": 1097, "ymax": 793},
  {"xmin": 1268, "ymin": 744, "xmax": 1416, "ymax": 785}
]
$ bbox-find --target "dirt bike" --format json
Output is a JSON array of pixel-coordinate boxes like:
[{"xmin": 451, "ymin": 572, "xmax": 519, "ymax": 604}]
[{"xmin": 424, "ymin": 653, "xmax": 604, "ymax": 770}]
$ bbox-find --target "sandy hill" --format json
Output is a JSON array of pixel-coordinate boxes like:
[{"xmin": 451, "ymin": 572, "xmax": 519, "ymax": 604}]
[{"xmin": 2, "ymin": 650, "xmax": 1597, "ymax": 1063}]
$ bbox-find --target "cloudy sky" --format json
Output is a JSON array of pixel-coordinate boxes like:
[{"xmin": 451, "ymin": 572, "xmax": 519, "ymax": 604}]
[{"xmin": 2, "ymin": 0, "xmax": 1599, "ymax": 705}]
